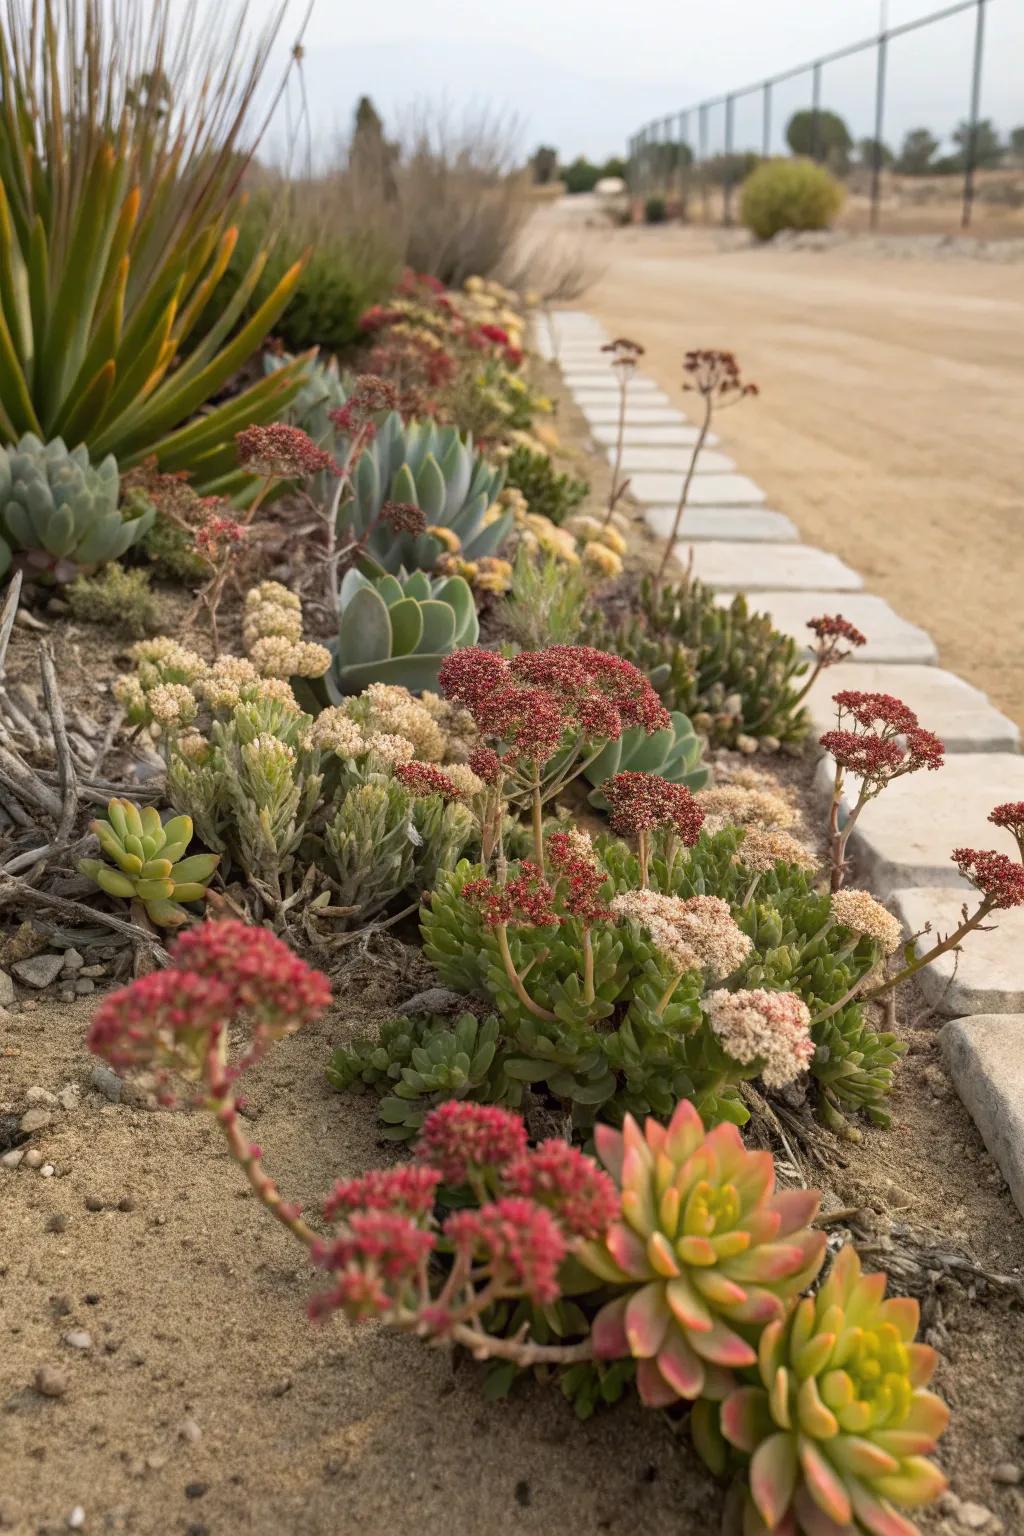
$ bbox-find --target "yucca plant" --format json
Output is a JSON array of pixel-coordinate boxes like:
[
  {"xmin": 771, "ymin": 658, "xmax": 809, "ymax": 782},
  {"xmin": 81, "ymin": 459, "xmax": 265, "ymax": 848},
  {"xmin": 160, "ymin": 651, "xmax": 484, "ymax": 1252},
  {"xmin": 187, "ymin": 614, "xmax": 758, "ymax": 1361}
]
[{"xmin": 0, "ymin": 0, "xmax": 309, "ymax": 496}]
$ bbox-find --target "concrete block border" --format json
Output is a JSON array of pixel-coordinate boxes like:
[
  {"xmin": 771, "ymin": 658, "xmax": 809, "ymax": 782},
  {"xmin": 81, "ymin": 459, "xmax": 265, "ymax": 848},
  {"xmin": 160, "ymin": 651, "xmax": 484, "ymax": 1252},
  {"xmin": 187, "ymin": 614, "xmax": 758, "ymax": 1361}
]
[{"xmin": 544, "ymin": 307, "xmax": 1024, "ymax": 1216}]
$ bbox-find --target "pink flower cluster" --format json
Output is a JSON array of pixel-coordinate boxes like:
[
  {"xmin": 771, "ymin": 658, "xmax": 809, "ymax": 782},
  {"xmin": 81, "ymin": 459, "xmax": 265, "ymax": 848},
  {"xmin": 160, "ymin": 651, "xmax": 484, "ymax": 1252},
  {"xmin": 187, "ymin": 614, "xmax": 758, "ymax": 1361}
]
[
  {"xmin": 820, "ymin": 691, "xmax": 945, "ymax": 789},
  {"xmin": 445, "ymin": 1198, "xmax": 565, "ymax": 1304},
  {"xmin": 328, "ymin": 374, "xmax": 399, "ymax": 434},
  {"xmin": 438, "ymin": 645, "xmax": 669, "ymax": 766},
  {"xmin": 546, "ymin": 831, "xmax": 612, "ymax": 923},
  {"xmin": 504, "ymin": 1140, "xmax": 619, "ymax": 1240},
  {"xmin": 415, "ymin": 1100, "xmax": 528, "ymax": 1184},
  {"xmin": 235, "ymin": 423, "xmax": 337, "ymax": 480},
  {"xmin": 683, "ymin": 349, "xmax": 758, "ymax": 399},
  {"xmin": 310, "ymin": 1211, "xmax": 435, "ymax": 1320},
  {"xmin": 462, "ymin": 864, "xmax": 561, "ymax": 930},
  {"xmin": 602, "ymin": 771, "xmax": 706, "ymax": 843},
  {"xmin": 322, "ymin": 1165, "xmax": 441, "ymax": 1221},
  {"xmin": 394, "ymin": 761, "xmax": 462, "ymax": 802},
  {"xmin": 87, "ymin": 920, "xmax": 332, "ymax": 1088},
  {"xmin": 806, "ymin": 613, "xmax": 867, "ymax": 662},
  {"xmin": 990, "ymin": 801, "xmax": 1024, "ymax": 856},
  {"xmin": 952, "ymin": 848, "xmax": 1024, "ymax": 909}
]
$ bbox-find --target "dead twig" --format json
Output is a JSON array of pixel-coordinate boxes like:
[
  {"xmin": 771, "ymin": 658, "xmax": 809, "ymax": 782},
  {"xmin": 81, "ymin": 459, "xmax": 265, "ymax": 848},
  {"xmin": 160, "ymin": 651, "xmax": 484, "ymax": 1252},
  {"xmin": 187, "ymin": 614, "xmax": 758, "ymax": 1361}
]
[
  {"xmin": 0, "ymin": 874, "xmax": 170, "ymax": 965},
  {"xmin": 39, "ymin": 642, "xmax": 78, "ymax": 844},
  {"xmin": 0, "ymin": 571, "xmax": 22, "ymax": 681}
]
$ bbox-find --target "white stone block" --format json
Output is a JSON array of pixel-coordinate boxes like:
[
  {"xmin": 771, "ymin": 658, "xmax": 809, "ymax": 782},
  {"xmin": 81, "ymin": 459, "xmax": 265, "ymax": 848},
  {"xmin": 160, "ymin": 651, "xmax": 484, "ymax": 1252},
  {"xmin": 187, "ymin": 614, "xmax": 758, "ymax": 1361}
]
[
  {"xmin": 942, "ymin": 1015, "xmax": 1024, "ymax": 1217},
  {"xmin": 565, "ymin": 375, "xmax": 668, "ymax": 397},
  {"xmin": 892, "ymin": 889, "xmax": 1024, "ymax": 1016},
  {"xmin": 592, "ymin": 424, "xmax": 712, "ymax": 448},
  {"xmin": 628, "ymin": 473, "xmax": 767, "ymax": 507},
  {"xmin": 807, "ymin": 665, "xmax": 1019, "ymax": 754},
  {"xmin": 644, "ymin": 507, "xmax": 798, "ymax": 543},
  {"xmin": 811, "ymin": 751, "xmax": 1024, "ymax": 890},
  {"xmin": 685, "ymin": 543, "xmax": 861, "ymax": 592},
  {"xmin": 613, "ymin": 446, "xmax": 736, "ymax": 474},
  {"xmin": 716, "ymin": 592, "xmax": 939, "ymax": 666},
  {"xmin": 582, "ymin": 405, "xmax": 688, "ymax": 427}
]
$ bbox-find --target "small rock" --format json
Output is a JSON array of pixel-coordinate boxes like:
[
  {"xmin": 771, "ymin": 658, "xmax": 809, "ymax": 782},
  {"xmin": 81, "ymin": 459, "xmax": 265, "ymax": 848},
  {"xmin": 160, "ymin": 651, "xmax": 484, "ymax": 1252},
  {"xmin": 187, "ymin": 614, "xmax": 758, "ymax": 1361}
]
[
  {"xmin": 46, "ymin": 1214, "xmax": 68, "ymax": 1234},
  {"xmin": 20, "ymin": 1107, "xmax": 53, "ymax": 1134},
  {"xmin": 74, "ymin": 978, "xmax": 95, "ymax": 996},
  {"xmin": 993, "ymin": 1464, "xmax": 1022, "ymax": 1486},
  {"xmin": 0, "ymin": 1496, "xmax": 17, "ymax": 1529},
  {"xmin": 957, "ymin": 1502, "xmax": 996, "ymax": 1531},
  {"xmin": 67, "ymin": 1507, "xmax": 85, "ymax": 1530},
  {"xmin": 78, "ymin": 964, "xmax": 106, "ymax": 979},
  {"xmin": 0, "ymin": 971, "xmax": 15, "ymax": 1008},
  {"xmin": 61, "ymin": 949, "xmax": 84, "ymax": 974},
  {"xmin": 84, "ymin": 1195, "xmax": 105, "ymax": 1212},
  {"xmin": 0, "ymin": 1149, "xmax": 24, "ymax": 1170},
  {"xmin": 184, "ymin": 1483, "xmax": 208, "ymax": 1501},
  {"xmin": 90, "ymin": 1064, "xmax": 122, "ymax": 1104},
  {"xmin": 269, "ymin": 1378, "xmax": 292, "ymax": 1398},
  {"xmin": 41, "ymin": 1163, "xmax": 55, "ymax": 1177},
  {"xmin": 58, "ymin": 1084, "xmax": 81, "ymax": 1112},
  {"xmin": 179, "ymin": 1419, "xmax": 202, "ymax": 1444},
  {"xmin": 26, "ymin": 1086, "xmax": 59, "ymax": 1107},
  {"xmin": 64, "ymin": 1330, "xmax": 92, "ymax": 1350},
  {"xmin": 23, "ymin": 1147, "xmax": 44, "ymax": 1168},
  {"xmin": 400, "ymin": 986, "xmax": 471, "ymax": 1017},
  {"xmin": 60, "ymin": 986, "xmax": 76, "ymax": 1003},
  {"xmin": 117, "ymin": 1195, "xmax": 135, "ymax": 1213},
  {"xmin": 12, "ymin": 953, "xmax": 64, "ymax": 989},
  {"xmin": 33, "ymin": 1363, "xmax": 69, "ymax": 1397}
]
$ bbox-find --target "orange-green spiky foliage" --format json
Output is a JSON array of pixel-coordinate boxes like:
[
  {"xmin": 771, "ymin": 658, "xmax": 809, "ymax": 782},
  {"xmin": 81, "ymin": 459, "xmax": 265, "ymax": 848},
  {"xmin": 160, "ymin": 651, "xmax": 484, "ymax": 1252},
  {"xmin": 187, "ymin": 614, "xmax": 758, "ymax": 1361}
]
[
  {"xmin": 693, "ymin": 1244, "xmax": 949, "ymax": 1536},
  {"xmin": 0, "ymin": 0, "xmax": 311, "ymax": 496},
  {"xmin": 577, "ymin": 1101, "xmax": 827, "ymax": 1408}
]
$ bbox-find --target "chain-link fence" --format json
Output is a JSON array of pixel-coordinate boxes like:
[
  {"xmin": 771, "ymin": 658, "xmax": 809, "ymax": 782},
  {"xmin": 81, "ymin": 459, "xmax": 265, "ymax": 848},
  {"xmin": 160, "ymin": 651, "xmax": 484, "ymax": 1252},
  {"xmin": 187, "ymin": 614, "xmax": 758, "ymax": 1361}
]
[{"xmin": 628, "ymin": 0, "xmax": 1011, "ymax": 232}]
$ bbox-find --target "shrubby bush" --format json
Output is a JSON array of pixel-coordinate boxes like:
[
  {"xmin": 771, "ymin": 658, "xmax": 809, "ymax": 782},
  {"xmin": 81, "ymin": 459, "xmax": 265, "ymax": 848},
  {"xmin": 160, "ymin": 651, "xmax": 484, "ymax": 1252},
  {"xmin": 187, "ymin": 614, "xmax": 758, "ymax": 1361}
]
[{"xmin": 740, "ymin": 157, "xmax": 845, "ymax": 241}]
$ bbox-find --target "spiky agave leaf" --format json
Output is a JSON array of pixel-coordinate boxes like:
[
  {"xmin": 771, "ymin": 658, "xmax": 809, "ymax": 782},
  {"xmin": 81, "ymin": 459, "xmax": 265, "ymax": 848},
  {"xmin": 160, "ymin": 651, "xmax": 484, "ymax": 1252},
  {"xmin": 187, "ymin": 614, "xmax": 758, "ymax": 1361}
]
[
  {"xmin": 577, "ymin": 1100, "xmax": 826, "ymax": 1407},
  {"xmin": 695, "ymin": 1243, "xmax": 949, "ymax": 1536}
]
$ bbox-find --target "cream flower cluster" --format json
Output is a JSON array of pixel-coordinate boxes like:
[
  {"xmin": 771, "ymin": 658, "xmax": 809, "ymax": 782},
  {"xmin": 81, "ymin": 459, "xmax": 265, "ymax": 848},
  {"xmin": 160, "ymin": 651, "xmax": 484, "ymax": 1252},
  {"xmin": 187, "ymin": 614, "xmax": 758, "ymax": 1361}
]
[
  {"xmin": 735, "ymin": 825, "xmax": 817, "ymax": 874},
  {"xmin": 610, "ymin": 890, "xmax": 752, "ymax": 979},
  {"xmin": 242, "ymin": 580, "xmax": 303, "ymax": 649},
  {"xmin": 697, "ymin": 785, "xmax": 797, "ymax": 830},
  {"xmin": 704, "ymin": 988, "xmax": 814, "ymax": 1089},
  {"xmin": 829, "ymin": 889, "xmax": 903, "ymax": 954}
]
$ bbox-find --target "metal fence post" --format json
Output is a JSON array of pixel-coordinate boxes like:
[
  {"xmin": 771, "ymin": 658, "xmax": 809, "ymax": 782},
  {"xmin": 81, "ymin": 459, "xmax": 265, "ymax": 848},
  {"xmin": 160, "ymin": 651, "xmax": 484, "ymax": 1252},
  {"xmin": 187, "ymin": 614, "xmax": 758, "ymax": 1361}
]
[
  {"xmin": 871, "ymin": 29, "xmax": 888, "ymax": 230},
  {"xmin": 699, "ymin": 102, "xmax": 709, "ymax": 224},
  {"xmin": 677, "ymin": 110, "xmax": 688, "ymax": 216},
  {"xmin": 811, "ymin": 60, "xmax": 822, "ymax": 161},
  {"xmin": 762, "ymin": 81, "xmax": 772, "ymax": 157},
  {"xmin": 723, "ymin": 95, "xmax": 735, "ymax": 225},
  {"xmin": 962, "ymin": 0, "xmax": 988, "ymax": 228}
]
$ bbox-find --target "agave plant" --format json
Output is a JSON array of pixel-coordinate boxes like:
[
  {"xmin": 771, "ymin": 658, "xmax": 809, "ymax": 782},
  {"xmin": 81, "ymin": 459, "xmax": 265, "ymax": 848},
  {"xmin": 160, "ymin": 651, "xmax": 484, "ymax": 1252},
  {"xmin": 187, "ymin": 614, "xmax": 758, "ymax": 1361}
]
[
  {"xmin": 0, "ymin": 0, "xmax": 308, "ymax": 494},
  {"xmin": 340, "ymin": 413, "xmax": 509, "ymax": 574},
  {"xmin": 328, "ymin": 567, "xmax": 479, "ymax": 696},
  {"xmin": 0, "ymin": 434, "xmax": 153, "ymax": 580},
  {"xmin": 79, "ymin": 799, "xmax": 219, "ymax": 926},
  {"xmin": 693, "ymin": 1244, "xmax": 949, "ymax": 1536},
  {"xmin": 577, "ymin": 1101, "xmax": 826, "ymax": 1407}
]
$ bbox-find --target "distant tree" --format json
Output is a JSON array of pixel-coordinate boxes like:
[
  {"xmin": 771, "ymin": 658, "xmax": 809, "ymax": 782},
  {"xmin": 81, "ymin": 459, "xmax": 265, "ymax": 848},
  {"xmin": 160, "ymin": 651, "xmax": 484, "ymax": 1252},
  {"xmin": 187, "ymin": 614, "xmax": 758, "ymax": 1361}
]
[
  {"xmin": 563, "ymin": 156, "xmax": 602, "ymax": 194},
  {"xmin": 786, "ymin": 108, "xmax": 852, "ymax": 173},
  {"xmin": 349, "ymin": 95, "xmax": 398, "ymax": 196},
  {"xmin": 856, "ymin": 136, "xmax": 893, "ymax": 170},
  {"xmin": 952, "ymin": 117, "xmax": 1003, "ymax": 169},
  {"xmin": 897, "ymin": 127, "xmax": 940, "ymax": 175},
  {"xmin": 1010, "ymin": 126, "xmax": 1024, "ymax": 162},
  {"xmin": 601, "ymin": 155, "xmax": 627, "ymax": 180},
  {"xmin": 530, "ymin": 145, "xmax": 558, "ymax": 185}
]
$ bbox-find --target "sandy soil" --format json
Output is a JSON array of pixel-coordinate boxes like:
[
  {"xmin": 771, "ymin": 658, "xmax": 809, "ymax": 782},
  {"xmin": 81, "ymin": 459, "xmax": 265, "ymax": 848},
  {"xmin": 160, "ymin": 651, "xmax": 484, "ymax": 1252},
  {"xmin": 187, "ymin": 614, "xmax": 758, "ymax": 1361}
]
[
  {"xmin": 3, "ymin": 371, "xmax": 1023, "ymax": 1536},
  {"xmin": 558, "ymin": 223, "xmax": 1024, "ymax": 733}
]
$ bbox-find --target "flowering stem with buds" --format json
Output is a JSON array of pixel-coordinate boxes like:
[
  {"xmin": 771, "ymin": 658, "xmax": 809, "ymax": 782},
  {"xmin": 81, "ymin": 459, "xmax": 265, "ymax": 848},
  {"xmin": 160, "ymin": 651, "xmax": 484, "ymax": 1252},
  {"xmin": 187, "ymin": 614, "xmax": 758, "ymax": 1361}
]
[
  {"xmin": 604, "ymin": 371, "xmax": 632, "ymax": 527},
  {"xmin": 655, "ymin": 391, "xmax": 713, "ymax": 588},
  {"xmin": 858, "ymin": 895, "xmax": 997, "ymax": 1005}
]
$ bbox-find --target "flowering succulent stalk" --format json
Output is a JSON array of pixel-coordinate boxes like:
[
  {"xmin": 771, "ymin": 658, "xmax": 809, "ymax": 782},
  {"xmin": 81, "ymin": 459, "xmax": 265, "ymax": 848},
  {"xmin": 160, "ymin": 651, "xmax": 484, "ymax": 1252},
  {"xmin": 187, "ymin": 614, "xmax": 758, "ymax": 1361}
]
[
  {"xmin": 186, "ymin": 503, "xmax": 247, "ymax": 654},
  {"xmin": 600, "ymin": 337, "xmax": 644, "ymax": 527},
  {"xmin": 694, "ymin": 1243, "xmax": 948, "ymax": 1536},
  {"xmin": 654, "ymin": 350, "xmax": 758, "ymax": 586},
  {"xmin": 820, "ymin": 692, "xmax": 945, "ymax": 892}
]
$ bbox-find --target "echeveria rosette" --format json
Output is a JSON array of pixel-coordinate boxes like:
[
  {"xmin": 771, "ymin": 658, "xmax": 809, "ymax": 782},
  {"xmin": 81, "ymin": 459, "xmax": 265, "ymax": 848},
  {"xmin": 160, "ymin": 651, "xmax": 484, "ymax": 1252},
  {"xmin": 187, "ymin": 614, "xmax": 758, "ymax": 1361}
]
[
  {"xmin": 695, "ymin": 1244, "xmax": 948, "ymax": 1536},
  {"xmin": 577, "ymin": 1102, "xmax": 826, "ymax": 1407}
]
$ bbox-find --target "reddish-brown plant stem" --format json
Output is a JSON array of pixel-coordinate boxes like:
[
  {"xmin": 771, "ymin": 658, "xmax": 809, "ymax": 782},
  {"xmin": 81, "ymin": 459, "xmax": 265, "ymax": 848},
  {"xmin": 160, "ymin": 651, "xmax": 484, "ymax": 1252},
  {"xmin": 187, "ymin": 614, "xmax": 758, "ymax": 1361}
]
[{"xmin": 654, "ymin": 390, "xmax": 713, "ymax": 587}]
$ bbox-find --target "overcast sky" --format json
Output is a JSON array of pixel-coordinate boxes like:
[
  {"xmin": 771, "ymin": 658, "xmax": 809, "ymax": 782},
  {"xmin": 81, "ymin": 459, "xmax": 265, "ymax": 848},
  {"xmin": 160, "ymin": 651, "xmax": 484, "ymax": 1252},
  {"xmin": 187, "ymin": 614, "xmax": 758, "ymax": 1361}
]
[{"xmin": 239, "ymin": 0, "xmax": 1022, "ymax": 163}]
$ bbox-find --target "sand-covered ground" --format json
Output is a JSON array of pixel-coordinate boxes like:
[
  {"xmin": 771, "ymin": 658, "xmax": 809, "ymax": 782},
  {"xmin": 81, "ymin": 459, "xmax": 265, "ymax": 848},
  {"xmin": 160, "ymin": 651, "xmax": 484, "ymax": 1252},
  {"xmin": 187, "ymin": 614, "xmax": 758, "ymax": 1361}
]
[{"xmin": 552, "ymin": 220, "xmax": 1024, "ymax": 732}]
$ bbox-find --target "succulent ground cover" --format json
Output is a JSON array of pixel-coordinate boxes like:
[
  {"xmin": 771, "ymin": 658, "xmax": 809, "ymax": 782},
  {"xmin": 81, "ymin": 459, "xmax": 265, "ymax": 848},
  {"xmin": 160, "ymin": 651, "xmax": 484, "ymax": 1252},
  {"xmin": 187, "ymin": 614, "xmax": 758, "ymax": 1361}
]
[{"xmin": 0, "ymin": 62, "xmax": 1020, "ymax": 1531}]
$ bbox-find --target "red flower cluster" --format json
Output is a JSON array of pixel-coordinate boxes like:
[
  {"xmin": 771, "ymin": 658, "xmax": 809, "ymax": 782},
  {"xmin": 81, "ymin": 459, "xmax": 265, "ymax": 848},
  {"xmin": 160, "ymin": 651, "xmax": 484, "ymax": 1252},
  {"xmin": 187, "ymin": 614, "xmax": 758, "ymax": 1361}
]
[
  {"xmin": 990, "ymin": 802, "xmax": 1024, "ymax": 840},
  {"xmin": 476, "ymin": 323, "xmax": 510, "ymax": 347},
  {"xmin": 310, "ymin": 1211, "xmax": 436, "ymax": 1320},
  {"xmin": 438, "ymin": 645, "xmax": 668, "ymax": 766},
  {"xmin": 194, "ymin": 508, "xmax": 246, "ymax": 559},
  {"xmin": 683, "ymin": 349, "xmax": 758, "ymax": 399},
  {"xmin": 546, "ymin": 831, "xmax": 612, "ymax": 923},
  {"xmin": 462, "ymin": 863, "xmax": 561, "ymax": 929},
  {"xmin": 602, "ymin": 337, "xmax": 645, "ymax": 364},
  {"xmin": 504, "ymin": 1140, "xmax": 619, "ymax": 1240},
  {"xmin": 952, "ymin": 848, "xmax": 1024, "ymax": 909},
  {"xmin": 602, "ymin": 772, "xmax": 706, "ymax": 843},
  {"xmin": 87, "ymin": 921, "xmax": 332, "ymax": 1088},
  {"xmin": 381, "ymin": 500, "xmax": 428, "ymax": 535},
  {"xmin": 821, "ymin": 691, "xmax": 945, "ymax": 789},
  {"xmin": 443, "ymin": 1197, "xmax": 566, "ymax": 1305},
  {"xmin": 328, "ymin": 374, "xmax": 399, "ymax": 434},
  {"xmin": 235, "ymin": 423, "xmax": 337, "ymax": 480},
  {"xmin": 394, "ymin": 761, "xmax": 463, "ymax": 802},
  {"xmin": 415, "ymin": 1101, "xmax": 528, "ymax": 1185},
  {"xmin": 323, "ymin": 1165, "xmax": 441, "ymax": 1222},
  {"xmin": 468, "ymin": 746, "xmax": 502, "ymax": 784},
  {"xmin": 806, "ymin": 613, "xmax": 868, "ymax": 656}
]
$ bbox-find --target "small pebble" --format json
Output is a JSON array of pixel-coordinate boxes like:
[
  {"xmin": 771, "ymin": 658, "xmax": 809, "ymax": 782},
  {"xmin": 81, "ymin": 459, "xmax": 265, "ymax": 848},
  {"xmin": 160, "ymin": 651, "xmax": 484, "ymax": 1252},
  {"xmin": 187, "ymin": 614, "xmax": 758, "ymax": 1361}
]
[
  {"xmin": 957, "ymin": 1503, "xmax": 996, "ymax": 1531},
  {"xmin": 26, "ymin": 1086, "xmax": 59, "ymax": 1107},
  {"xmin": 20, "ymin": 1107, "xmax": 53, "ymax": 1134},
  {"xmin": 12, "ymin": 953, "xmax": 64, "ymax": 989},
  {"xmin": 46, "ymin": 1214, "xmax": 68, "ymax": 1234},
  {"xmin": 84, "ymin": 1195, "xmax": 105, "ymax": 1212},
  {"xmin": 0, "ymin": 1496, "xmax": 17, "ymax": 1529},
  {"xmin": 180, "ymin": 1419, "xmax": 202, "ymax": 1444},
  {"xmin": 64, "ymin": 1329, "xmax": 92, "ymax": 1350},
  {"xmin": 23, "ymin": 1148, "xmax": 44, "ymax": 1169},
  {"xmin": 993, "ymin": 1464, "xmax": 1022, "ymax": 1485},
  {"xmin": 184, "ymin": 1483, "xmax": 209, "ymax": 1500},
  {"xmin": 0, "ymin": 1149, "xmax": 24, "ymax": 1170},
  {"xmin": 40, "ymin": 1163, "xmax": 55, "ymax": 1178},
  {"xmin": 74, "ymin": 979, "xmax": 95, "ymax": 996},
  {"xmin": 33, "ymin": 1363, "xmax": 69, "ymax": 1398},
  {"xmin": 269, "ymin": 1377, "xmax": 292, "ymax": 1398},
  {"xmin": 78, "ymin": 964, "xmax": 106, "ymax": 979},
  {"xmin": 58, "ymin": 1085, "xmax": 80, "ymax": 1112},
  {"xmin": 90, "ymin": 1064, "xmax": 122, "ymax": 1104},
  {"xmin": 61, "ymin": 949, "xmax": 84, "ymax": 973},
  {"xmin": 117, "ymin": 1195, "xmax": 135, "ymax": 1213},
  {"xmin": 67, "ymin": 1507, "xmax": 85, "ymax": 1530}
]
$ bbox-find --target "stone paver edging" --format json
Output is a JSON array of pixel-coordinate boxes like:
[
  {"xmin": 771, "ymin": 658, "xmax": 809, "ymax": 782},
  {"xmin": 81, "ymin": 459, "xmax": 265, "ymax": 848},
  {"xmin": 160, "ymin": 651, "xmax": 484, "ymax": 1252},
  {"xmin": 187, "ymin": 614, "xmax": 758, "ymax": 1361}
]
[{"xmin": 545, "ymin": 308, "xmax": 1024, "ymax": 1216}]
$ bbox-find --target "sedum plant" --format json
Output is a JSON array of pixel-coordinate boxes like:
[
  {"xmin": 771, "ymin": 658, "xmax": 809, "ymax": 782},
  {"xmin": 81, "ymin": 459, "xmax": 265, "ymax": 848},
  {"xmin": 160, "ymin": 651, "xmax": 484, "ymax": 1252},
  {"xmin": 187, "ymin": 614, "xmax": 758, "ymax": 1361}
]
[
  {"xmin": 0, "ymin": 0, "xmax": 308, "ymax": 493},
  {"xmin": 88, "ymin": 947, "xmax": 949, "ymax": 1536},
  {"xmin": 0, "ymin": 434, "xmax": 153, "ymax": 580},
  {"xmin": 78, "ymin": 799, "xmax": 218, "ymax": 926},
  {"xmin": 329, "ymin": 567, "xmax": 479, "ymax": 696}
]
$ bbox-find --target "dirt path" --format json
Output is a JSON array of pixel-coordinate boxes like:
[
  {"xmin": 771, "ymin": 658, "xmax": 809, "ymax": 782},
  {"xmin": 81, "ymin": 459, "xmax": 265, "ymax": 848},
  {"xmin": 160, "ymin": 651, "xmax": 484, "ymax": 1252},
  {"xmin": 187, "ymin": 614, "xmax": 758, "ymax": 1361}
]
[{"xmin": 569, "ymin": 225, "xmax": 1024, "ymax": 732}]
